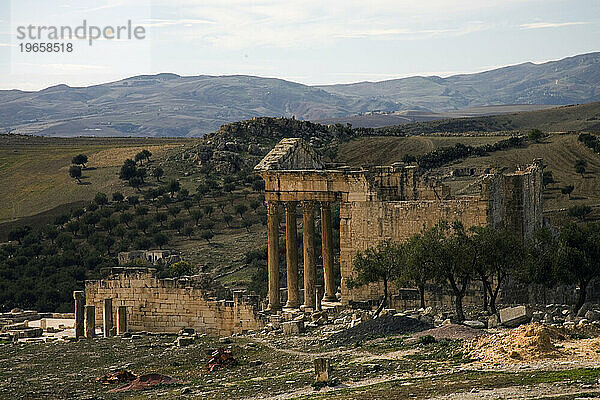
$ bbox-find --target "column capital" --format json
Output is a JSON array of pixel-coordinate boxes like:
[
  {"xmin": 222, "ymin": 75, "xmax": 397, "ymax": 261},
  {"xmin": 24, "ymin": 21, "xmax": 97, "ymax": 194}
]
[{"xmin": 266, "ymin": 200, "xmax": 279, "ymax": 214}]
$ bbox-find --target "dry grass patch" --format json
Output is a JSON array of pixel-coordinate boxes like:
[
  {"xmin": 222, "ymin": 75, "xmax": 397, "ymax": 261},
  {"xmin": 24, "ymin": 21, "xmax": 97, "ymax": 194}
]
[{"xmin": 91, "ymin": 144, "xmax": 180, "ymax": 167}]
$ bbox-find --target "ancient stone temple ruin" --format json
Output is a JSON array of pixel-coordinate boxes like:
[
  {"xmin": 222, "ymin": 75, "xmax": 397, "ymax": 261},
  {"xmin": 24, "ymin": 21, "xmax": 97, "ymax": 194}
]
[
  {"xmin": 82, "ymin": 137, "xmax": 544, "ymax": 336},
  {"xmin": 255, "ymin": 138, "xmax": 544, "ymax": 310}
]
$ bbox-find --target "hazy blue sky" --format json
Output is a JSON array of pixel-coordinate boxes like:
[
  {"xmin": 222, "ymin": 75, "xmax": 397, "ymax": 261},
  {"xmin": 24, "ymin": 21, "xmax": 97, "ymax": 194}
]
[{"xmin": 0, "ymin": 0, "xmax": 598, "ymax": 90}]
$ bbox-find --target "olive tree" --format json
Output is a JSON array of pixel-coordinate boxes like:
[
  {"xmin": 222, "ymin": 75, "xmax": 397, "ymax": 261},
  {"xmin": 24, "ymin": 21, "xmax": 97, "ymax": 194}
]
[
  {"xmin": 347, "ymin": 239, "xmax": 405, "ymax": 315},
  {"xmin": 556, "ymin": 222, "xmax": 600, "ymax": 314}
]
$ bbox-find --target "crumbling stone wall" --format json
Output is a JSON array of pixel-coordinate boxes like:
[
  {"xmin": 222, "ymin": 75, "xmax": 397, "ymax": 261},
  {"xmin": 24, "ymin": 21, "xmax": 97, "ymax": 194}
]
[
  {"xmin": 85, "ymin": 269, "xmax": 265, "ymax": 335},
  {"xmin": 482, "ymin": 160, "xmax": 543, "ymax": 238},
  {"xmin": 339, "ymin": 161, "xmax": 543, "ymax": 304},
  {"xmin": 391, "ymin": 282, "xmax": 487, "ymax": 311}
]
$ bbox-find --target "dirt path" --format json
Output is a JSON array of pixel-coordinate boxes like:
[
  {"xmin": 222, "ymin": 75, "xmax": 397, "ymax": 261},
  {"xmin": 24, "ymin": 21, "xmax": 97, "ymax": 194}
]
[
  {"xmin": 431, "ymin": 382, "xmax": 600, "ymax": 400},
  {"xmin": 251, "ymin": 336, "xmax": 369, "ymax": 359}
]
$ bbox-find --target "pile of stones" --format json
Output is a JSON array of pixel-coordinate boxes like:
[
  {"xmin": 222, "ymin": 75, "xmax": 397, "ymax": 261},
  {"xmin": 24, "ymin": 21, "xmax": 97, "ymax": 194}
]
[
  {"xmin": 0, "ymin": 309, "xmax": 41, "ymax": 329},
  {"xmin": 530, "ymin": 303, "xmax": 600, "ymax": 327},
  {"xmin": 174, "ymin": 328, "xmax": 209, "ymax": 347},
  {"xmin": 255, "ymin": 302, "xmax": 600, "ymax": 339}
]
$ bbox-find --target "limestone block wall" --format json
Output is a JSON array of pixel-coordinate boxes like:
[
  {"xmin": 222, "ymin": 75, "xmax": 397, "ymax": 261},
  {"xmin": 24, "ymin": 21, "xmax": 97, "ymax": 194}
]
[
  {"xmin": 85, "ymin": 271, "xmax": 265, "ymax": 336},
  {"xmin": 519, "ymin": 161, "xmax": 544, "ymax": 239},
  {"xmin": 340, "ymin": 198, "xmax": 489, "ymax": 302},
  {"xmin": 482, "ymin": 160, "xmax": 543, "ymax": 238}
]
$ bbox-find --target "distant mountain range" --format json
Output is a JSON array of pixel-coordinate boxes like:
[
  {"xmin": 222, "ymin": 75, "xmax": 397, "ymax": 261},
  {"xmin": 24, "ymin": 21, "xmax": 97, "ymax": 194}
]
[{"xmin": 1, "ymin": 52, "xmax": 599, "ymax": 137}]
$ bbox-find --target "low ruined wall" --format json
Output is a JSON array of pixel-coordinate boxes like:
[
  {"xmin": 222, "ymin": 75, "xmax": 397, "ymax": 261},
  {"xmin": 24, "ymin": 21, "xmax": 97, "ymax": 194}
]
[{"xmin": 85, "ymin": 271, "xmax": 265, "ymax": 336}]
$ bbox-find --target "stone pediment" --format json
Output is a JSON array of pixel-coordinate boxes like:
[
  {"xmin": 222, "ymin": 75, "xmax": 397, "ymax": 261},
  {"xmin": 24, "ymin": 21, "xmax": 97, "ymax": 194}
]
[{"xmin": 254, "ymin": 138, "xmax": 324, "ymax": 171}]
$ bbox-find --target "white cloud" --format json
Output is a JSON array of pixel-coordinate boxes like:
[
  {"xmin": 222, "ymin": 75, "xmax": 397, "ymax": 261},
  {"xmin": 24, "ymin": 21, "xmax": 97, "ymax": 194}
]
[
  {"xmin": 142, "ymin": 18, "xmax": 215, "ymax": 28},
  {"xmin": 163, "ymin": 1, "xmax": 496, "ymax": 49},
  {"xmin": 520, "ymin": 21, "xmax": 590, "ymax": 29},
  {"xmin": 334, "ymin": 22, "xmax": 489, "ymax": 40},
  {"xmin": 18, "ymin": 62, "xmax": 106, "ymax": 72}
]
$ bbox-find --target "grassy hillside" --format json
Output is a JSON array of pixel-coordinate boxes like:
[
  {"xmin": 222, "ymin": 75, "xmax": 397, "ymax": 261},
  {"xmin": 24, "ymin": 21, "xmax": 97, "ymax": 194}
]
[
  {"xmin": 0, "ymin": 133, "xmax": 275, "ymax": 311},
  {"xmin": 374, "ymin": 102, "xmax": 600, "ymax": 135},
  {"xmin": 314, "ymin": 104, "xmax": 557, "ymax": 128},
  {"xmin": 335, "ymin": 135, "xmax": 511, "ymax": 167},
  {"xmin": 0, "ymin": 134, "xmax": 269, "ymax": 274},
  {"xmin": 0, "ymin": 135, "xmax": 190, "ymax": 224}
]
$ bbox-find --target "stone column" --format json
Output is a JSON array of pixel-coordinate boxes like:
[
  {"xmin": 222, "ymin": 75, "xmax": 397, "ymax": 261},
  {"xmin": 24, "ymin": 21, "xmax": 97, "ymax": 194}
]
[
  {"xmin": 84, "ymin": 305, "xmax": 95, "ymax": 339},
  {"xmin": 320, "ymin": 203, "xmax": 337, "ymax": 302},
  {"xmin": 266, "ymin": 201, "xmax": 280, "ymax": 311},
  {"xmin": 285, "ymin": 202, "xmax": 300, "ymax": 308},
  {"xmin": 116, "ymin": 306, "xmax": 127, "ymax": 334},
  {"xmin": 73, "ymin": 291, "xmax": 84, "ymax": 339},
  {"xmin": 103, "ymin": 298, "xmax": 113, "ymax": 338},
  {"xmin": 302, "ymin": 201, "xmax": 316, "ymax": 310},
  {"xmin": 314, "ymin": 358, "xmax": 332, "ymax": 382}
]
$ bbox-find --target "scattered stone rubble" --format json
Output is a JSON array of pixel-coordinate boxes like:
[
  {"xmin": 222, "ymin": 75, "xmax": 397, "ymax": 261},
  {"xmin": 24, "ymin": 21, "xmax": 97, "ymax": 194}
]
[
  {"xmin": 0, "ymin": 309, "xmax": 76, "ymax": 342},
  {"xmin": 500, "ymin": 305, "xmax": 531, "ymax": 327},
  {"xmin": 0, "ymin": 309, "xmax": 41, "ymax": 327},
  {"xmin": 248, "ymin": 301, "xmax": 600, "ymax": 348}
]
